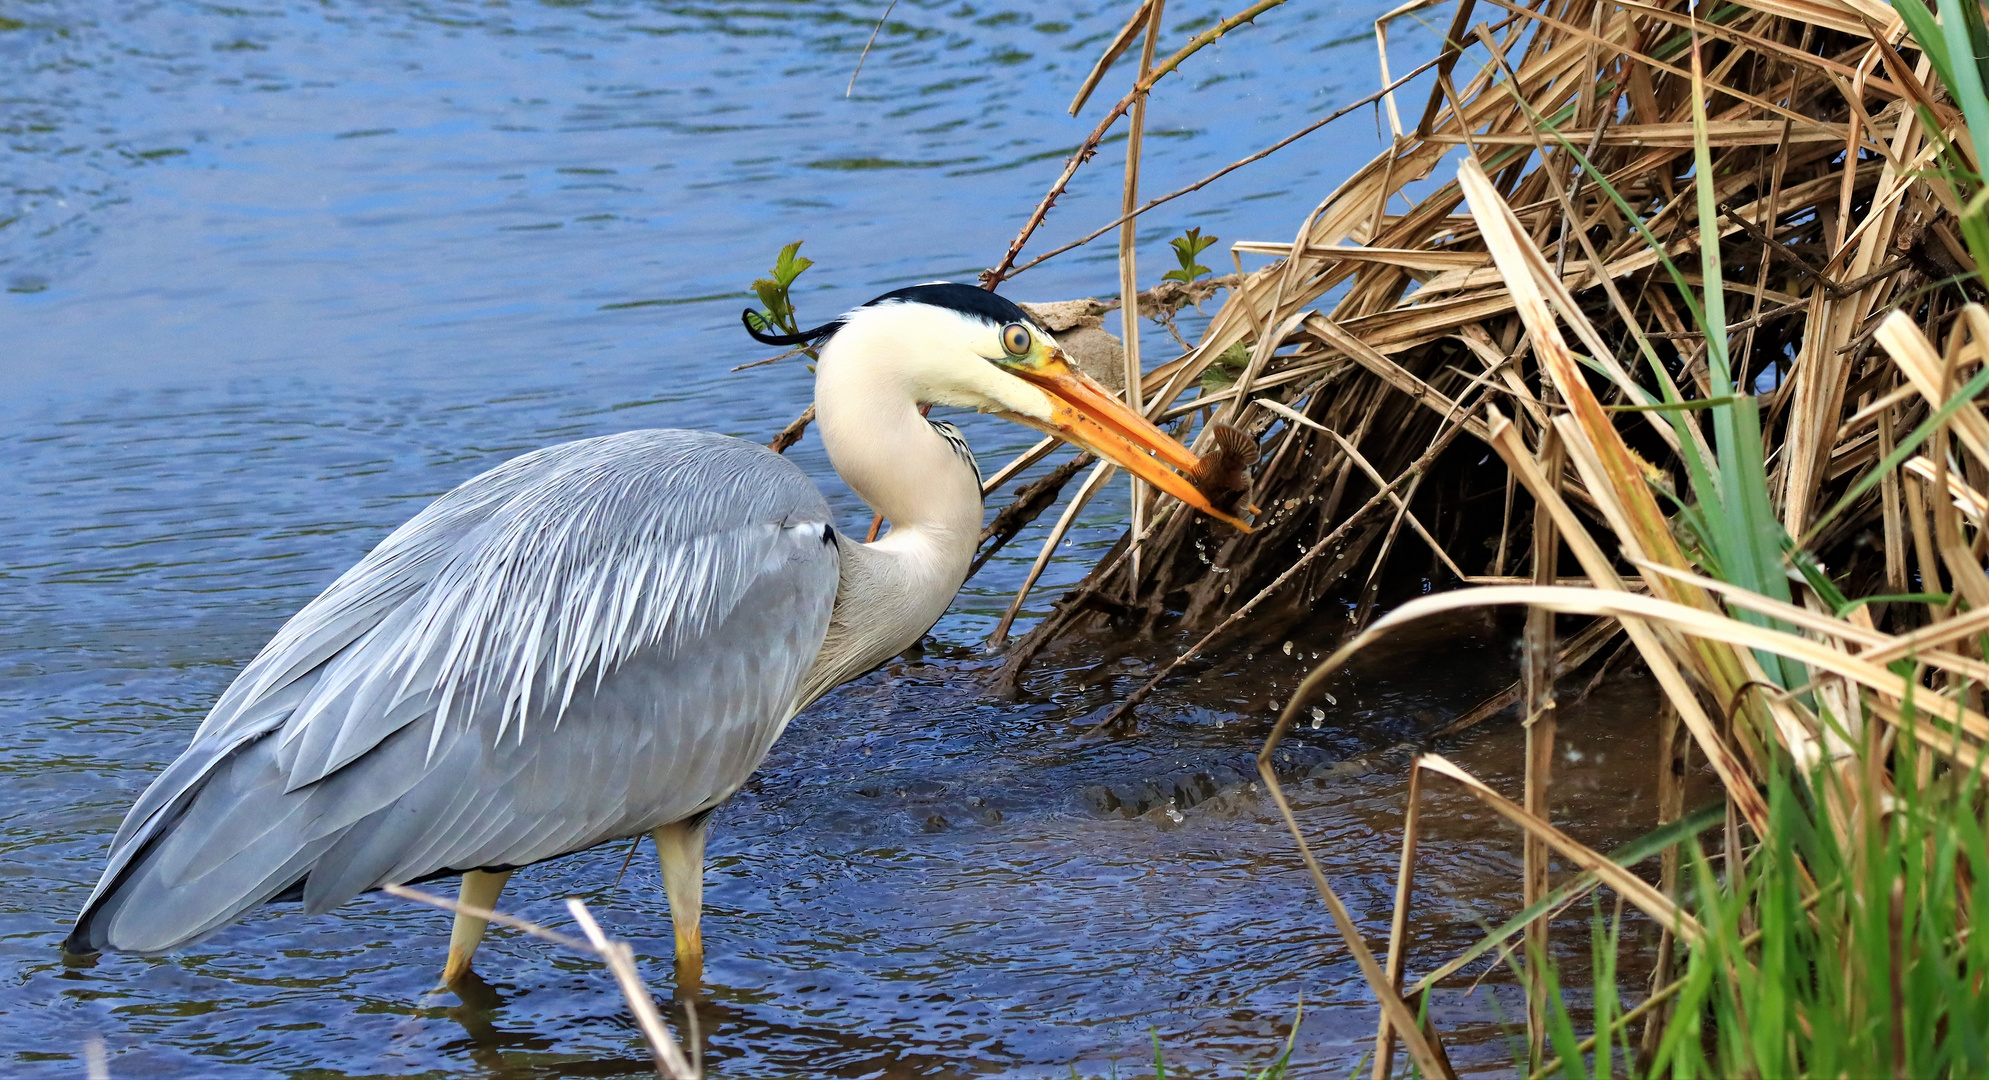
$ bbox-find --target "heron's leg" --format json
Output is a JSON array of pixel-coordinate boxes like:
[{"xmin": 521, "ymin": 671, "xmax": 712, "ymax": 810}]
[
  {"xmin": 651, "ymin": 818, "xmax": 708, "ymax": 982},
  {"xmin": 443, "ymin": 868, "xmax": 513, "ymax": 984}
]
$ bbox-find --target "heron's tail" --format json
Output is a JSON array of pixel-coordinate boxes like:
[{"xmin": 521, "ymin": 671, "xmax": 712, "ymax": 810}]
[{"xmin": 65, "ymin": 726, "xmax": 343, "ymax": 956}]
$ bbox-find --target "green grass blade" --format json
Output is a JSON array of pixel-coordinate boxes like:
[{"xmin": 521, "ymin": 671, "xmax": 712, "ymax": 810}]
[
  {"xmin": 1800, "ymin": 361, "xmax": 1989, "ymax": 544},
  {"xmin": 1893, "ymin": 0, "xmax": 1962, "ymax": 104},
  {"xmin": 1935, "ymin": 0, "xmax": 1989, "ymax": 144},
  {"xmin": 1407, "ymin": 803, "xmax": 1723, "ymax": 996},
  {"xmin": 1605, "ymin": 395, "xmax": 1744, "ymax": 413},
  {"xmin": 1686, "ymin": 21, "xmax": 1730, "ymax": 398}
]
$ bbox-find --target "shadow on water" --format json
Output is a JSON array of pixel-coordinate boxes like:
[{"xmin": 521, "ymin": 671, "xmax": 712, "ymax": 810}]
[{"xmin": 0, "ymin": 1, "xmax": 1681, "ymax": 1077}]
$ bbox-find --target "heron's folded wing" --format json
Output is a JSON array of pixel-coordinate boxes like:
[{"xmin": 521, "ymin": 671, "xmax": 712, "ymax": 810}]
[
  {"xmin": 84, "ymin": 430, "xmax": 838, "ymax": 923},
  {"xmin": 97, "ymin": 442, "xmax": 534, "ymax": 864}
]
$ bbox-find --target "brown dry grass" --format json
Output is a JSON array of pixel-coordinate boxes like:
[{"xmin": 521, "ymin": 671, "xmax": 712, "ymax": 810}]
[{"xmin": 989, "ymin": 0, "xmax": 1980, "ymax": 694}]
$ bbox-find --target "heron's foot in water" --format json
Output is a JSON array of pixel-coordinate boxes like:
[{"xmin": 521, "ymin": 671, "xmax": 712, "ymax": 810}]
[
  {"xmin": 442, "ymin": 965, "xmax": 503, "ymax": 1010},
  {"xmin": 672, "ymin": 932, "xmax": 704, "ymax": 992},
  {"xmin": 441, "ymin": 944, "xmax": 481, "ymax": 988},
  {"xmin": 439, "ymin": 867, "xmax": 513, "ymax": 989}
]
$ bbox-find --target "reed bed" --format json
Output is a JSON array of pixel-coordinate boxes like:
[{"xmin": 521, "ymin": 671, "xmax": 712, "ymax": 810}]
[
  {"xmin": 966, "ymin": 0, "xmax": 1989, "ymax": 1072},
  {"xmin": 989, "ymin": 0, "xmax": 1982, "ymax": 692}
]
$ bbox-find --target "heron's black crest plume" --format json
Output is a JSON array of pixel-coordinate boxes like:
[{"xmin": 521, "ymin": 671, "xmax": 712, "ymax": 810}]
[
  {"xmin": 741, "ymin": 310, "xmax": 843, "ymax": 347},
  {"xmin": 861, "ymin": 282, "xmax": 1041, "ymax": 330},
  {"xmin": 741, "ymin": 282, "xmax": 1045, "ymax": 350}
]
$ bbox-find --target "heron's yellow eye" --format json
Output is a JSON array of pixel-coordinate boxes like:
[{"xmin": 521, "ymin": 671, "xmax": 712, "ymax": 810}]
[{"xmin": 1000, "ymin": 322, "xmax": 1033, "ymax": 356}]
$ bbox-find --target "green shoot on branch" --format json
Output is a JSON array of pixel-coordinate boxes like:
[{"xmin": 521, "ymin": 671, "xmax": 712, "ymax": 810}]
[
  {"xmin": 1162, "ymin": 227, "xmax": 1218, "ymax": 284},
  {"xmin": 747, "ymin": 240, "xmax": 815, "ymax": 344}
]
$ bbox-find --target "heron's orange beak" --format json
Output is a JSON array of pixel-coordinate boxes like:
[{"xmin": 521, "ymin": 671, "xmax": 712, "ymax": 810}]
[{"xmin": 996, "ymin": 350, "xmax": 1253, "ymax": 532}]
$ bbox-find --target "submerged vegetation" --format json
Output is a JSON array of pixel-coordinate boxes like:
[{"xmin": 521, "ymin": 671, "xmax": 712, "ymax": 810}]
[{"xmin": 927, "ymin": 0, "xmax": 1989, "ymax": 1072}]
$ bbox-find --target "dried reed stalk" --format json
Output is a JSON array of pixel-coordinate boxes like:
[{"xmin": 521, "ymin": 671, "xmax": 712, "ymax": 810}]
[{"xmin": 385, "ymin": 884, "xmax": 699, "ymax": 1079}]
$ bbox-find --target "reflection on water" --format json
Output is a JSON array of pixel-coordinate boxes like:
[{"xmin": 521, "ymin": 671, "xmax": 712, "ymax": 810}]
[{"xmin": 0, "ymin": 1, "xmax": 1671, "ymax": 1077}]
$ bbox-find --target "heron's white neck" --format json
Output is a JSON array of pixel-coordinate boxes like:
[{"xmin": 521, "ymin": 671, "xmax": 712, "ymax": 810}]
[
  {"xmin": 814, "ymin": 336, "xmax": 985, "ymax": 548},
  {"xmin": 792, "ymin": 314, "xmax": 985, "ymax": 708}
]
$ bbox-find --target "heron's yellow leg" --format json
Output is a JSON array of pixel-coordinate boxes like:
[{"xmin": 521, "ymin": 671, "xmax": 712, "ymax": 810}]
[
  {"xmin": 442, "ymin": 868, "xmax": 512, "ymax": 984},
  {"xmin": 651, "ymin": 819, "xmax": 707, "ymax": 983}
]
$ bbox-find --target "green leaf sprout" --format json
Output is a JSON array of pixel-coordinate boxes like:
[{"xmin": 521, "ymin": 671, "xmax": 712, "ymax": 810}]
[
  {"xmin": 747, "ymin": 240, "xmax": 815, "ymax": 340},
  {"xmin": 1162, "ymin": 226, "xmax": 1218, "ymax": 284}
]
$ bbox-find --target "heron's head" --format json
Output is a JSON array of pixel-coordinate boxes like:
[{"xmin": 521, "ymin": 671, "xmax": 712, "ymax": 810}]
[{"xmin": 744, "ymin": 282, "xmax": 1251, "ymax": 531}]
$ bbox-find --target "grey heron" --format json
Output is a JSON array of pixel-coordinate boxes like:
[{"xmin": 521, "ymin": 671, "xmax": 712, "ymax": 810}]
[{"xmin": 65, "ymin": 282, "xmax": 1248, "ymax": 984}]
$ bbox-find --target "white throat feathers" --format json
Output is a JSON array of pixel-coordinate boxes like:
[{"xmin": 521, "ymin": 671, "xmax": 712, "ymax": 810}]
[{"xmin": 791, "ymin": 301, "xmax": 1022, "ymax": 710}]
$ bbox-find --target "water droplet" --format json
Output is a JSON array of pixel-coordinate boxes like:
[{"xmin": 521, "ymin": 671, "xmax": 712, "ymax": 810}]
[
  {"xmin": 1324, "ymin": 693, "xmax": 1337, "ymax": 705},
  {"xmin": 1282, "ymin": 641, "xmax": 1293, "ymax": 655}
]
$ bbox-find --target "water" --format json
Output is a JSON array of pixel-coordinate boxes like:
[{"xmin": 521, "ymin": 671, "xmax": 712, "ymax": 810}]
[{"xmin": 2, "ymin": 1, "xmax": 1669, "ymax": 1075}]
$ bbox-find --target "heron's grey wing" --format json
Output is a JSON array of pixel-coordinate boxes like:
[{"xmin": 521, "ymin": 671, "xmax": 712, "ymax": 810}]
[
  {"xmin": 88, "ymin": 446, "xmax": 548, "ymax": 876},
  {"xmin": 71, "ymin": 430, "xmax": 839, "ymax": 954}
]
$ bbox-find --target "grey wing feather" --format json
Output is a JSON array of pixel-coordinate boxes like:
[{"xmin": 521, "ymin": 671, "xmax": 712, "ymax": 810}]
[{"xmin": 71, "ymin": 429, "xmax": 839, "ymax": 954}]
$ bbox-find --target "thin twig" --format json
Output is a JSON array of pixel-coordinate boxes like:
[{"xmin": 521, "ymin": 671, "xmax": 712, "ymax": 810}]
[
  {"xmin": 732, "ymin": 347, "xmax": 804, "ymax": 372},
  {"xmin": 845, "ymin": 0, "xmax": 901, "ymax": 98},
  {"xmin": 767, "ymin": 405, "xmax": 813, "ymax": 454},
  {"xmin": 1002, "ymin": 50, "xmax": 1454, "ymax": 282},
  {"xmin": 988, "ymin": 459, "xmax": 1116, "ymax": 650},
  {"xmin": 1069, "ymin": 0, "xmax": 1155, "ymax": 116},
  {"xmin": 982, "ymin": 0, "xmax": 1297, "ymax": 288},
  {"xmin": 566, "ymin": 899, "xmax": 700, "ymax": 1080},
  {"xmin": 1255, "ymin": 399, "xmax": 1468, "ymax": 579},
  {"xmin": 970, "ymin": 453, "xmax": 1094, "ymax": 580}
]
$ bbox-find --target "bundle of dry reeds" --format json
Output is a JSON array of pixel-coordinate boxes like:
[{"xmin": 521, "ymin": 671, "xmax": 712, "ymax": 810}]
[
  {"xmin": 984, "ymin": 0, "xmax": 1980, "ymax": 709},
  {"xmin": 967, "ymin": 0, "xmax": 1989, "ymax": 1070}
]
